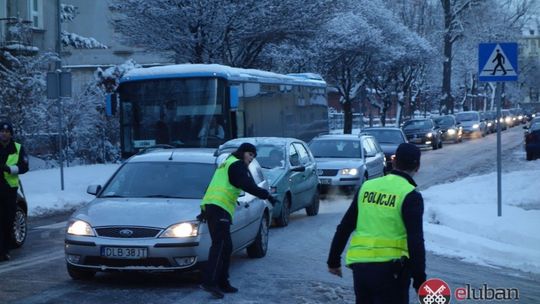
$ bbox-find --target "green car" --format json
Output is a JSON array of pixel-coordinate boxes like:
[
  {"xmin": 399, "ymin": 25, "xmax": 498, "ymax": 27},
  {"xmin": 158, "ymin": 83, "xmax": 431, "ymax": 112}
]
[{"xmin": 217, "ymin": 137, "xmax": 320, "ymax": 227}]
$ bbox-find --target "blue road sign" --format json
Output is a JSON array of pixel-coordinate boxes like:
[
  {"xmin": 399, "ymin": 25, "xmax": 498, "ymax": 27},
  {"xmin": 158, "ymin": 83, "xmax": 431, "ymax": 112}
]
[{"xmin": 478, "ymin": 43, "xmax": 518, "ymax": 82}]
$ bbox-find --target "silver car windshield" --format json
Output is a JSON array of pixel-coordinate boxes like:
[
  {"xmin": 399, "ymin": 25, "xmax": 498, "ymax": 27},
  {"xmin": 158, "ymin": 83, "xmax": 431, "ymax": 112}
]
[
  {"xmin": 362, "ymin": 130, "xmax": 404, "ymax": 144},
  {"xmin": 456, "ymin": 113, "xmax": 479, "ymax": 122},
  {"xmin": 100, "ymin": 162, "xmax": 215, "ymax": 199},
  {"xmin": 309, "ymin": 140, "xmax": 361, "ymax": 158}
]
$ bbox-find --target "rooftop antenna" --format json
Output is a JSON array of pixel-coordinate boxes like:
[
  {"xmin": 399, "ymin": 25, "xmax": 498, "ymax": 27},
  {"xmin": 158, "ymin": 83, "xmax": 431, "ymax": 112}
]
[{"xmin": 168, "ymin": 150, "xmax": 174, "ymax": 160}]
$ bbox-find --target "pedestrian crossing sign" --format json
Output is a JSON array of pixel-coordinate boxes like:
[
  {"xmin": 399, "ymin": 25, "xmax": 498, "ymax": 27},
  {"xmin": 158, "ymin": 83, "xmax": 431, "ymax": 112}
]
[{"xmin": 478, "ymin": 43, "xmax": 518, "ymax": 82}]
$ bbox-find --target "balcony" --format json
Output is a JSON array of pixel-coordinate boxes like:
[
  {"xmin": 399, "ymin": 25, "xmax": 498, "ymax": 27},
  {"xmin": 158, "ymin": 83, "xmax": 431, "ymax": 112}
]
[{"xmin": 0, "ymin": 17, "xmax": 39, "ymax": 56}]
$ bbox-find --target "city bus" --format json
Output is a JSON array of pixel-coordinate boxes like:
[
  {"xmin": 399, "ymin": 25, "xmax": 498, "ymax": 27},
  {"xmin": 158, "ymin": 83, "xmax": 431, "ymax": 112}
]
[{"xmin": 114, "ymin": 64, "xmax": 329, "ymax": 158}]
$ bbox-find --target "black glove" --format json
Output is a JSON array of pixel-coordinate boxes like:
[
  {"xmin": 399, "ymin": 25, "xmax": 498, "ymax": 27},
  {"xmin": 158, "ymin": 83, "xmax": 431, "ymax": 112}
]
[
  {"xmin": 267, "ymin": 196, "xmax": 278, "ymax": 206},
  {"xmin": 2, "ymin": 165, "xmax": 10, "ymax": 173},
  {"xmin": 196, "ymin": 209, "xmax": 207, "ymax": 223}
]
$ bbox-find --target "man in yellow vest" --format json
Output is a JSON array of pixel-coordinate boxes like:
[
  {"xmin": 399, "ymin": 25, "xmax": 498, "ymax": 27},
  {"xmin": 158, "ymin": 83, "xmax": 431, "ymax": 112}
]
[
  {"xmin": 327, "ymin": 143, "xmax": 426, "ymax": 304},
  {"xmin": 200, "ymin": 142, "xmax": 277, "ymax": 299},
  {"xmin": 0, "ymin": 122, "xmax": 29, "ymax": 262}
]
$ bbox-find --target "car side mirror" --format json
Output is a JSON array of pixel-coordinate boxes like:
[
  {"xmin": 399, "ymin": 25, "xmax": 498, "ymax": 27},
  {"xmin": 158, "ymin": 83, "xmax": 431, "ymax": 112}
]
[
  {"xmin": 523, "ymin": 126, "xmax": 528, "ymax": 129},
  {"xmin": 291, "ymin": 166, "xmax": 306, "ymax": 172},
  {"xmin": 87, "ymin": 185, "xmax": 102, "ymax": 196}
]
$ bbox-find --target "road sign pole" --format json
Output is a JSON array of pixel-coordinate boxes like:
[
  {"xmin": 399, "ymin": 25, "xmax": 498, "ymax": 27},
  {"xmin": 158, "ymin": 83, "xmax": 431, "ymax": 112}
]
[{"xmin": 496, "ymin": 83, "xmax": 502, "ymax": 217}]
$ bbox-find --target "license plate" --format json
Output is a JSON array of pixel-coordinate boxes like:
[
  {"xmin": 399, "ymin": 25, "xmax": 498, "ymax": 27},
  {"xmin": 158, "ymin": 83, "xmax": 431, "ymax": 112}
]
[
  {"xmin": 100, "ymin": 247, "xmax": 147, "ymax": 259},
  {"xmin": 319, "ymin": 178, "xmax": 331, "ymax": 185}
]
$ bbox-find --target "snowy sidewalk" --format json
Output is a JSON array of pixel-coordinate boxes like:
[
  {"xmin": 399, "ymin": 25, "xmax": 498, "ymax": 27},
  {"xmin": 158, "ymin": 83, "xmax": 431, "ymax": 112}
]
[
  {"xmin": 423, "ymin": 160, "xmax": 540, "ymax": 274},
  {"xmin": 20, "ymin": 164, "xmax": 119, "ymax": 216}
]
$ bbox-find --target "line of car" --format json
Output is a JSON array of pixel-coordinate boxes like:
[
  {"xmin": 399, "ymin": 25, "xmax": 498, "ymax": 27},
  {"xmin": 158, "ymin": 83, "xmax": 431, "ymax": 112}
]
[{"xmin": 13, "ymin": 109, "xmax": 538, "ymax": 279}]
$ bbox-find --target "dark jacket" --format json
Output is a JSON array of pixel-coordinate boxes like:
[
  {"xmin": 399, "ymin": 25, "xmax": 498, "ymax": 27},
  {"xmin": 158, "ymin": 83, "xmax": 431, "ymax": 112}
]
[
  {"xmin": 228, "ymin": 152, "xmax": 270, "ymax": 200},
  {"xmin": 327, "ymin": 170, "xmax": 426, "ymax": 290},
  {"xmin": 1, "ymin": 140, "xmax": 29, "ymax": 190}
]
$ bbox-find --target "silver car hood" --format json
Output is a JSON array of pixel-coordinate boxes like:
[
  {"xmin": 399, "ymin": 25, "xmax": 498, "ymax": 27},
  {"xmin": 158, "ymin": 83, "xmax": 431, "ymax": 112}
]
[
  {"xmin": 72, "ymin": 198, "xmax": 201, "ymax": 228},
  {"xmin": 315, "ymin": 158, "xmax": 364, "ymax": 169}
]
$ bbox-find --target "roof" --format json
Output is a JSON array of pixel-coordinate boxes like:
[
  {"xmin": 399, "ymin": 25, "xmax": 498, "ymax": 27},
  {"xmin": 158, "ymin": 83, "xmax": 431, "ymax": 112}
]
[
  {"xmin": 121, "ymin": 63, "xmax": 326, "ymax": 87},
  {"xmin": 312, "ymin": 134, "xmax": 364, "ymax": 140},
  {"xmin": 128, "ymin": 148, "xmax": 216, "ymax": 164},
  {"xmin": 219, "ymin": 137, "xmax": 303, "ymax": 148},
  {"xmin": 362, "ymin": 127, "xmax": 403, "ymax": 131}
]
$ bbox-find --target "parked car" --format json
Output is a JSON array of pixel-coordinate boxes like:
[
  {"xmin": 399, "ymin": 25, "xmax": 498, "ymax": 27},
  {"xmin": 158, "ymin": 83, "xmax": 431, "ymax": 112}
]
[
  {"xmin": 455, "ymin": 111, "xmax": 487, "ymax": 138},
  {"xmin": 217, "ymin": 137, "xmax": 320, "ymax": 227},
  {"xmin": 65, "ymin": 148, "xmax": 272, "ymax": 280},
  {"xmin": 433, "ymin": 115, "xmax": 463, "ymax": 143},
  {"xmin": 308, "ymin": 134, "xmax": 385, "ymax": 195},
  {"xmin": 361, "ymin": 127, "xmax": 407, "ymax": 172},
  {"xmin": 401, "ymin": 119, "xmax": 443, "ymax": 149},
  {"xmin": 12, "ymin": 189, "xmax": 28, "ymax": 248},
  {"xmin": 524, "ymin": 120, "xmax": 540, "ymax": 161}
]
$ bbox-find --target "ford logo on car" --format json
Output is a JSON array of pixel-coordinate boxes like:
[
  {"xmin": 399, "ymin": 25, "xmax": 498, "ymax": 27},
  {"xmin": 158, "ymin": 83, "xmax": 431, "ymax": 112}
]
[{"xmin": 119, "ymin": 229, "xmax": 134, "ymax": 237}]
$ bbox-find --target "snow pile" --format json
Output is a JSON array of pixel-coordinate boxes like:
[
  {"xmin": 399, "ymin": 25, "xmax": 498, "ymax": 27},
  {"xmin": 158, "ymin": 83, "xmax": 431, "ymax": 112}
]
[
  {"xmin": 20, "ymin": 164, "xmax": 119, "ymax": 216},
  {"xmin": 423, "ymin": 162, "xmax": 540, "ymax": 274}
]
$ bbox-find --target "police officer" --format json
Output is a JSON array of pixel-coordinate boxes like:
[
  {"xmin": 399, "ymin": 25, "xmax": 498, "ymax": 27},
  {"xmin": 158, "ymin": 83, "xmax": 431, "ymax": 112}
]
[
  {"xmin": 327, "ymin": 143, "xmax": 426, "ymax": 304},
  {"xmin": 200, "ymin": 142, "xmax": 277, "ymax": 299},
  {"xmin": 0, "ymin": 122, "xmax": 29, "ymax": 262}
]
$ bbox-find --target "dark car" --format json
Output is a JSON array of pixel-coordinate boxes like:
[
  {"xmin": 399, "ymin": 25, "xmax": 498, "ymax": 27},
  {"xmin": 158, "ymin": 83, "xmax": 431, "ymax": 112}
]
[
  {"xmin": 401, "ymin": 119, "xmax": 442, "ymax": 150},
  {"xmin": 361, "ymin": 127, "xmax": 407, "ymax": 172},
  {"xmin": 524, "ymin": 120, "xmax": 540, "ymax": 161},
  {"xmin": 433, "ymin": 115, "xmax": 463, "ymax": 143},
  {"xmin": 483, "ymin": 112, "xmax": 497, "ymax": 133}
]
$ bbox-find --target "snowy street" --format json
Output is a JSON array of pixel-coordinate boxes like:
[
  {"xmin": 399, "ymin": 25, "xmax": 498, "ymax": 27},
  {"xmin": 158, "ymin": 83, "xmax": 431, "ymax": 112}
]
[{"xmin": 0, "ymin": 126, "xmax": 539, "ymax": 304}]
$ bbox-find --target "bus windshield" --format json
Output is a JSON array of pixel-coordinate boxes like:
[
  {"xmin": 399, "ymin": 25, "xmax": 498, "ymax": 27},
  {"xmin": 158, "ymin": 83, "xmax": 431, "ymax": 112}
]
[{"xmin": 118, "ymin": 78, "xmax": 227, "ymax": 156}]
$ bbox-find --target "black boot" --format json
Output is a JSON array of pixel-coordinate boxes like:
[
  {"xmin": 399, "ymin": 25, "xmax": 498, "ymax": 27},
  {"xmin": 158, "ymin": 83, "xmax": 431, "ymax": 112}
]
[
  {"xmin": 220, "ymin": 281, "xmax": 239, "ymax": 293},
  {"xmin": 0, "ymin": 253, "xmax": 10, "ymax": 262},
  {"xmin": 200, "ymin": 284, "xmax": 225, "ymax": 299}
]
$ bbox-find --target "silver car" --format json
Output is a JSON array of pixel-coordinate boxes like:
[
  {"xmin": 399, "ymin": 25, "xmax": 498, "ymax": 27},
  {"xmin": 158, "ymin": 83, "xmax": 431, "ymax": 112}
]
[
  {"xmin": 64, "ymin": 148, "xmax": 272, "ymax": 279},
  {"xmin": 308, "ymin": 134, "xmax": 385, "ymax": 194}
]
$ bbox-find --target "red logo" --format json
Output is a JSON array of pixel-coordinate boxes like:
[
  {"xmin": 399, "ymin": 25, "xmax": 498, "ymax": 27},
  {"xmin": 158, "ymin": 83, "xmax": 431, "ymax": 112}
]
[{"xmin": 418, "ymin": 278, "xmax": 452, "ymax": 304}]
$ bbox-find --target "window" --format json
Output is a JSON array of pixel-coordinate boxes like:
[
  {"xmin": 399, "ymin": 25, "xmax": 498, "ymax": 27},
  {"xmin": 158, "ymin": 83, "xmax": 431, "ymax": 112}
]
[
  {"xmin": 28, "ymin": 0, "xmax": 43, "ymax": 28},
  {"xmin": 289, "ymin": 144, "xmax": 301, "ymax": 167},
  {"xmin": 362, "ymin": 139, "xmax": 376, "ymax": 157},
  {"xmin": 293, "ymin": 143, "xmax": 310, "ymax": 166}
]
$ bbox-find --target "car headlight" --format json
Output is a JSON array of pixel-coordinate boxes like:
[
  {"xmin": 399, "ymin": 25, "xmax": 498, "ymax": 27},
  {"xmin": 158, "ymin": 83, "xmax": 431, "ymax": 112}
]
[
  {"xmin": 447, "ymin": 129, "xmax": 456, "ymax": 135},
  {"xmin": 487, "ymin": 122, "xmax": 492, "ymax": 127},
  {"xmin": 340, "ymin": 168, "xmax": 358, "ymax": 176},
  {"xmin": 160, "ymin": 222, "xmax": 199, "ymax": 238},
  {"xmin": 472, "ymin": 124, "xmax": 479, "ymax": 129},
  {"xmin": 67, "ymin": 220, "xmax": 95, "ymax": 237},
  {"xmin": 518, "ymin": 115, "xmax": 523, "ymax": 120},
  {"xmin": 505, "ymin": 117, "xmax": 512, "ymax": 123},
  {"xmin": 533, "ymin": 114, "xmax": 536, "ymax": 118},
  {"xmin": 426, "ymin": 132, "xmax": 433, "ymax": 138}
]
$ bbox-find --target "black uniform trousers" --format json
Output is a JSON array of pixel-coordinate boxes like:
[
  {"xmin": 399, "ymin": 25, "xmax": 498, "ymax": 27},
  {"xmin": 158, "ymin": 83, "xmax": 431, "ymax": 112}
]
[
  {"xmin": 0, "ymin": 187, "xmax": 17, "ymax": 255},
  {"xmin": 351, "ymin": 261, "xmax": 411, "ymax": 304},
  {"xmin": 203, "ymin": 204, "xmax": 233, "ymax": 287}
]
